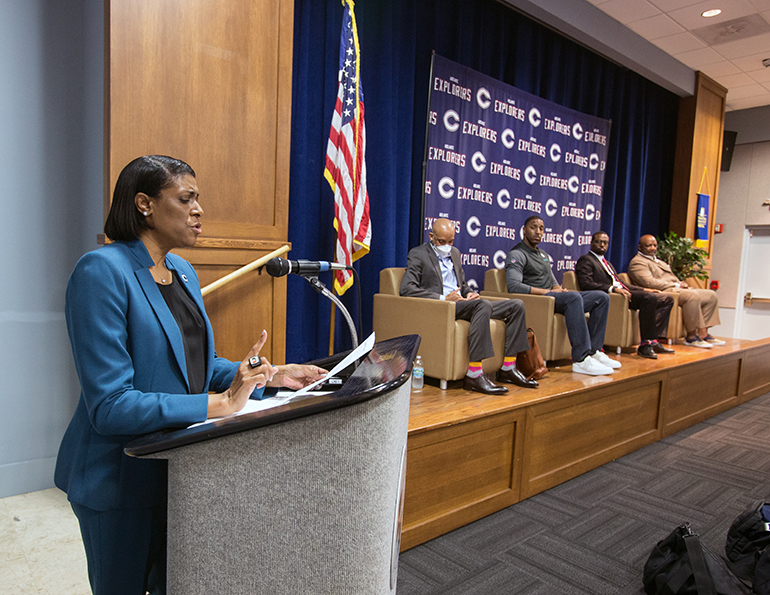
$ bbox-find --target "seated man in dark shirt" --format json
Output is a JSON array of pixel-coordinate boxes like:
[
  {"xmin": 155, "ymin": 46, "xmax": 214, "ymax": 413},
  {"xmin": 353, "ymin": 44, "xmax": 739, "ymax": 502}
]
[
  {"xmin": 575, "ymin": 231, "xmax": 675, "ymax": 359},
  {"xmin": 505, "ymin": 216, "xmax": 619, "ymax": 376},
  {"xmin": 400, "ymin": 218, "xmax": 538, "ymax": 395}
]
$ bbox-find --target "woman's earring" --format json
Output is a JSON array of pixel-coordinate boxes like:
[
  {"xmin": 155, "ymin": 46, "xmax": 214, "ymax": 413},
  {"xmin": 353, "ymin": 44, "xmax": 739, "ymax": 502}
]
[{"xmin": 143, "ymin": 211, "xmax": 149, "ymax": 216}]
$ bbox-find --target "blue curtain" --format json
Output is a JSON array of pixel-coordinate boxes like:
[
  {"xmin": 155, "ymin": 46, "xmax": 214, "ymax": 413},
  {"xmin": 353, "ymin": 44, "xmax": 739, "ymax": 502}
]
[{"xmin": 287, "ymin": 0, "xmax": 679, "ymax": 363}]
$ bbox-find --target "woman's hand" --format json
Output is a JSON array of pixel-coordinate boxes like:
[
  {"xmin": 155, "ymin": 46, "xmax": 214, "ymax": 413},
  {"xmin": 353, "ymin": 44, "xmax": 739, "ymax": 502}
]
[
  {"xmin": 267, "ymin": 364, "xmax": 328, "ymax": 390},
  {"xmin": 207, "ymin": 330, "xmax": 277, "ymax": 418}
]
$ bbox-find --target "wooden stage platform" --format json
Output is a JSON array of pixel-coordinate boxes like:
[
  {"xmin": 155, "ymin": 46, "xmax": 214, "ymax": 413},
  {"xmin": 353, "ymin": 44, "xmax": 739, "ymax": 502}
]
[{"xmin": 400, "ymin": 337, "xmax": 770, "ymax": 551}]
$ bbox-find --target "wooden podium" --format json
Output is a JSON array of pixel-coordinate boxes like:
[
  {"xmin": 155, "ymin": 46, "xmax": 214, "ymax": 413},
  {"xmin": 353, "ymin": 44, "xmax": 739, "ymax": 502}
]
[{"xmin": 125, "ymin": 335, "xmax": 419, "ymax": 595}]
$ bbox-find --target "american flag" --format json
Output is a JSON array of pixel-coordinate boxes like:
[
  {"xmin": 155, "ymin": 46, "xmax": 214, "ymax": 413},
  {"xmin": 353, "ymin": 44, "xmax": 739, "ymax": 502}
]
[{"xmin": 324, "ymin": 0, "xmax": 371, "ymax": 295}]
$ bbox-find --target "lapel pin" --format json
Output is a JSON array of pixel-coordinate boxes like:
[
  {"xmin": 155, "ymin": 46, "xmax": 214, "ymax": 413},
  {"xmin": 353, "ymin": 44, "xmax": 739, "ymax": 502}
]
[{"xmin": 181, "ymin": 274, "xmax": 188, "ymax": 283}]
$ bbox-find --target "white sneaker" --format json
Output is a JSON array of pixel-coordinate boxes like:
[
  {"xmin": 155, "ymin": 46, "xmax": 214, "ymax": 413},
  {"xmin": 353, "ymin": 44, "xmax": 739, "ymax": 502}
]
[
  {"xmin": 592, "ymin": 350, "xmax": 622, "ymax": 369},
  {"xmin": 683, "ymin": 336, "xmax": 713, "ymax": 348},
  {"xmin": 703, "ymin": 335, "xmax": 726, "ymax": 346},
  {"xmin": 573, "ymin": 356, "xmax": 614, "ymax": 376}
]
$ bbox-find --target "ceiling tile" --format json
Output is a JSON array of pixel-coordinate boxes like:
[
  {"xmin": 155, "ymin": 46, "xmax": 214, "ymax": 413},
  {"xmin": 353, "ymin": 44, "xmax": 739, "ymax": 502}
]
[
  {"xmin": 648, "ymin": 0, "xmax": 705, "ymax": 11},
  {"xmin": 749, "ymin": 0, "xmax": 770, "ymax": 11},
  {"xmin": 675, "ymin": 46, "xmax": 729, "ymax": 68},
  {"xmin": 700, "ymin": 60, "xmax": 744, "ymax": 77},
  {"xmin": 726, "ymin": 94, "xmax": 770, "ymax": 109},
  {"xmin": 716, "ymin": 72, "xmax": 760, "ymax": 86},
  {"xmin": 598, "ymin": 0, "xmax": 661, "ymax": 24},
  {"xmin": 749, "ymin": 68, "xmax": 770, "ymax": 82},
  {"xmin": 714, "ymin": 32, "xmax": 770, "ymax": 58},
  {"xmin": 731, "ymin": 51, "xmax": 770, "ymax": 71},
  {"xmin": 667, "ymin": 0, "xmax": 756, "ymax": 30},
  {"xmin": 726, "ymin": 82, "xmax": 768, "ymax": 98},
  {"xmin": 653, "ymin": 31, "xmax": 708, "ymax": 53},
  {"xmin": 628, "ymin": 14, "xmax": 687, "ymax": 38}
]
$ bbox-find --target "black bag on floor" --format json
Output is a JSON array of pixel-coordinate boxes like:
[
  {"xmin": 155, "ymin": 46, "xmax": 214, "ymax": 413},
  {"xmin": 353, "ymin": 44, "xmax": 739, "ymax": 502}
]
[
  {"xmin": 644, "ymin": 523, "xmax": 751, "ymax": 594},
  {"xmin": 725, "ymin": 500, "xmax": 770, "ymax": 594}
]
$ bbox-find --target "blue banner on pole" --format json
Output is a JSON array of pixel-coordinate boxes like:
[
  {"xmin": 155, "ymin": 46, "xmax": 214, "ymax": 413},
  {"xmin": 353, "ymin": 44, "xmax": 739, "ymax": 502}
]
[
  {"xmin": 422, "ymin": 55, "xmax": 612, "ymax": 288},
  {"xmin": 696, "ymin": 193, "xmax": 710, "ymax": 249}
]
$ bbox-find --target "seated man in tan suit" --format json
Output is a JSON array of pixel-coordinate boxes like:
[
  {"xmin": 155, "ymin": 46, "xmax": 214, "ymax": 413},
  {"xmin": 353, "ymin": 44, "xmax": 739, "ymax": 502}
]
[{"xmin": 628, "ymin": 235, "xmax": 724, "ymax": 348}]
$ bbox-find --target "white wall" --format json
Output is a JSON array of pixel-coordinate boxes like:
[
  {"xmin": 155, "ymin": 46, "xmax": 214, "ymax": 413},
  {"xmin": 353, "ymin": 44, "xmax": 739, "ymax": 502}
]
[
  {"xmin": 710, "ymin": 107, "xmax": 770, "ymax": 338},
  {"xmin": 0, "ymin": 0, "xmax": 103, "ymax": 497}
]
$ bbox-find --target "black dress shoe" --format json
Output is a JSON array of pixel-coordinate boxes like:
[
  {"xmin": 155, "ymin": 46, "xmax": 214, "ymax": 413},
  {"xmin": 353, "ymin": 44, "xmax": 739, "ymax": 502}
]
[
  {"xmin": 463, "ymin": 374, "xmax": 509, "ymax": 395},
  {"xmin": 652, "ymin": 342, "xmax": 675, "ymax": 354},
  {"xmin": 637, "ymin": 343, "xmax": 658, "ymax": 359},
  {"xmin": 497, "ymin": 367, "xmax": 538, "ymax": 388}
]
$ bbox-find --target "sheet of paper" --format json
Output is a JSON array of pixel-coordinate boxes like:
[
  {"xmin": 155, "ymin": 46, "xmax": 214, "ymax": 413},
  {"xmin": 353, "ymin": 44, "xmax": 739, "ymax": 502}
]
[
  {"xmin": 290, "ymin": 331, "xmax": 375, "ymax": 398},
  {"xmin": 187, "ymin": 332, "xmax": 375, "ymax": 429}
]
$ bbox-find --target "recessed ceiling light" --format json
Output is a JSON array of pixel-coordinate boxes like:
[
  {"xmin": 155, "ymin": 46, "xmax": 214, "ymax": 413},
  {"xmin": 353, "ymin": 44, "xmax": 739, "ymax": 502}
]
[{"xmin": 702, "ymin": 9, "xmax": 722, "ymax": 18}]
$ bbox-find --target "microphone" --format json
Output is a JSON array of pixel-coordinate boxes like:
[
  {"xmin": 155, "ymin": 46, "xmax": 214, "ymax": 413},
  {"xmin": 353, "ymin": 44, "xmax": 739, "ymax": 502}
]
[{"xmin": 264, "ymin": 257, "xmax": 352, "ymax": 277}]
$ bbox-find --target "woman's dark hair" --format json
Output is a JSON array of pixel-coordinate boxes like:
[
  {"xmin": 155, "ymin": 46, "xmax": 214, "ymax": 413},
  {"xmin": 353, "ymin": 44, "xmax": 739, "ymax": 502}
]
[{"xmin": 104, "ymin": 155, "xmax": 196, "ymax": 241}]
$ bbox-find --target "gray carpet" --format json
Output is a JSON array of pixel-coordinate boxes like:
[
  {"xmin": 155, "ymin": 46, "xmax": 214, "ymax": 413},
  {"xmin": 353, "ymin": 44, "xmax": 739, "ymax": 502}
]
[{"xmin": 396, "ymin": 392, "xmax": 770, "ymax": 594}]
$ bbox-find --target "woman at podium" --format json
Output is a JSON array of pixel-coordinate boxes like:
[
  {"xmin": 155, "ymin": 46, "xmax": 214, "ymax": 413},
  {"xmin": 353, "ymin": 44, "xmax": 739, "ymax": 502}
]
[{"xmin": 54, "ymin": 155, "xmax": 326, "ymax": 595}]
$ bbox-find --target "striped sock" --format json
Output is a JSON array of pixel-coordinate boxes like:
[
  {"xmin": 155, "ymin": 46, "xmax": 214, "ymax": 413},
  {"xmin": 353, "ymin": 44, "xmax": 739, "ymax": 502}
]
[
  {"xmin": 501, "ymin": 356, "xmax": 516, "ymax": 371},
  {"xmin": 467, "ymin": 362, "xmax": 483, "ymax": 378}
]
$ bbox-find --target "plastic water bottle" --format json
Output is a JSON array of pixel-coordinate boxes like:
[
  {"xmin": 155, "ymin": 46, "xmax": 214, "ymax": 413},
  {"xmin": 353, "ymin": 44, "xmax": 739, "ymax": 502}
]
[{"xmin": 412, "ymin": 356, "xmax": 424, "ymax": 390}]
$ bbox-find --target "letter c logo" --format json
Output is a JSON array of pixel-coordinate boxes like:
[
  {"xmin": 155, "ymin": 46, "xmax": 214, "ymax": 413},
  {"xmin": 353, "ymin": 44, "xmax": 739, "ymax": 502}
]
[
  {"xmin": 497, "ymin": 188, "xmax": 511, "ymax": 209},
  {"xmin": 563, "ymin": 228, "xmax": 575, "ymax": 247},
  {"xmin": 524, "ymin": 166, "xmax": 537, "ymax": 185},
  {"xmin": 572, "ymin": 122, "xmax": 584, "ymax": 141},
  {"xmin": 545, "ymin": 198, "xmax": 558, "ymax": 217},
  {"xmin": 589, "ymin": 153, "xmax": 600, "ymax": 171},
  {"xmin": 494, "ymin": 250, "xmax": 507, "ymax": 269},
  {"xmin": 550, "ymin": 143, "xmax": 562, "ymax": 163},
  {"xmin": 529, "ymin": 107, "xmax": 541, "ymax": 127},
  {"xmin": 568, "ymin": 176, "xmax": 580, "ymax": 194},
  {"xmin": 438, "ymin": 177, "xmax": 455, "ymax": 199},
  {"xmin": 467, "ymin": 216, "xmax": 481, "ymax": 237},
  {"xmin": 476, "ymin": 87, "xmax": 491, "ymax": 109},
  {"xmin": 585, "ymin": 203, "xmax": 595, "ymax": 221},
  {"xmin": 471, "ymin": 151, "xmax": 487, "ymax": 173},
  {"xmin": 501, "ymin": 128, "xmax": 515, "ymax": 149},
  {"xmin": 443, "ymin": 110, "xmax": 460, "ymax": 132}
]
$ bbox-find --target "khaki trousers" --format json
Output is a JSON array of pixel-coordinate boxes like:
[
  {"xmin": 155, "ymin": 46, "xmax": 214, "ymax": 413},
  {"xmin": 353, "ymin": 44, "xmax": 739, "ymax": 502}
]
[{"xmin": 676, "ymin": 288, "xmax": 720, "ymax": 332}]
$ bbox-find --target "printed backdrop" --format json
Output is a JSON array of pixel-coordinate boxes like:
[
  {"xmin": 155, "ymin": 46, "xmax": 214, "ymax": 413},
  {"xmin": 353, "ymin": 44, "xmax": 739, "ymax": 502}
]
[{"xmin": 423, "ymin": 54, "xmax": 612, "ymax": 288}]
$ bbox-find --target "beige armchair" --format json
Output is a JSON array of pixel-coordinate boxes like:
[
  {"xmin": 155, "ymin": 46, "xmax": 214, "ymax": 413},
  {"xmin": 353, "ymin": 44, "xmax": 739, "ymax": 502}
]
[
  {"xmin": 480, "ymin": 269, "xmax": 571, "ymax": 361},
  {"xmin": 618, "ymin": 273, "xmax": 684, "ymax": 343},
  {"xmin": 372, "ymin": 268, "xmax": 506, "ymax": 389},
  {"xmin": 562, "ymin": 271, "xmax": 634, "ymax": 352}
]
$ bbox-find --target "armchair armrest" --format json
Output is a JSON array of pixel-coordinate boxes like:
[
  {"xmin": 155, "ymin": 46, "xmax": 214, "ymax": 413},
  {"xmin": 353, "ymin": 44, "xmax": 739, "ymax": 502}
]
[
  {"xmin": 373, "ymin": 294, "xmax": 457, "ymax": 380},
  {"xmin": 480, "ymin": 290, "xmax": 555, "ymax": 356}
]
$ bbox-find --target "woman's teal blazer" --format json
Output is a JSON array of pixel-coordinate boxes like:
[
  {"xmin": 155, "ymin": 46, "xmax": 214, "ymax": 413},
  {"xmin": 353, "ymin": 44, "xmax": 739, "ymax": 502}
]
[{"xmin": 55, "ymin": 240, "xmax": 263, "ymax": 510}]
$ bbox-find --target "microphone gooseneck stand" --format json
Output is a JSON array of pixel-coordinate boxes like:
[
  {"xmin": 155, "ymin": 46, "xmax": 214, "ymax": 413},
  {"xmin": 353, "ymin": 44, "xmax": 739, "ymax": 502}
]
[{"xmin": 304, "ymin": 275, "xmax": 359, "ymax": 350}]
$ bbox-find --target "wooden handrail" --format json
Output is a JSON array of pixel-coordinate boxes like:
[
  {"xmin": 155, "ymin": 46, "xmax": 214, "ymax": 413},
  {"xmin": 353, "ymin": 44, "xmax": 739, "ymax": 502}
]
[
  {"xmin": 744, "ymin": 293, "xmax": 770, "ymax": 306},
  {"xmin": 201, "ymin": 245, "xmax": 290, "ymax": 297}
]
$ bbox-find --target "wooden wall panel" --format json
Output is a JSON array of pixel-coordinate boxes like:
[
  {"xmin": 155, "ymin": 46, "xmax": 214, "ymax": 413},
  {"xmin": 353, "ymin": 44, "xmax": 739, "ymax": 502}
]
[
  {"xmin": 521, "ymin": 380, "xmax": 661, "ymax": 498},
  {"xmin": 106, "ymin": 0, "xmax": 294, "ymax": 362},
  {"xmin": 401, "ymin": 410, "xmax": 525, "ymax": 550},
  {"xmin": 670, "ymin": 72, "xmax": 727, "ymax": 257},
  {"xmin": 740, "ymin": 346, "xmax": 770, "ymax": 402},
  {"xmin": 663, "ymin": 357, "xmax": 740, "ymax": 435}
]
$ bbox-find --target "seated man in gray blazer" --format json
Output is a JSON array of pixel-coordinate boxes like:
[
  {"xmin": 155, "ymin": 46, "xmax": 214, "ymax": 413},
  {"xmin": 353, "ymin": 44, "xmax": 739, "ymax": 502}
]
[
  {"xmin": 400, "ymin": 218, "xmax": 537, "ymax": 395},
  {"xmin": 628, "ymin": 234, "xmax": 723, "ymax": 349}
]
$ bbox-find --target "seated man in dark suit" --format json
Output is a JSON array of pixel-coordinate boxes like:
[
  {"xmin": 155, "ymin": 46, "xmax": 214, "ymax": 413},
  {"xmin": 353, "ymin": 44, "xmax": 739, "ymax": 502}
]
[
  {"xmin": 400, "ymin": 218, "xmax": 537, "ymax": 395},
  {"xmin": 575, "ymin": 231, "xmax": 675, "ymax": 359}
]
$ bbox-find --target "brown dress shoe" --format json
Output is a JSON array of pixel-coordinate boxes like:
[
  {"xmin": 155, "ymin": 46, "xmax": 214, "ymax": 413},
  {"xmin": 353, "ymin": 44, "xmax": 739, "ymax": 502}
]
[
  {"xmin": 463, "ymin": 374, "xmax": 508, "ymax": 395},
  {"xmin": 497, "ymin": 367, "xmax": 538, "ymax": 388}
]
